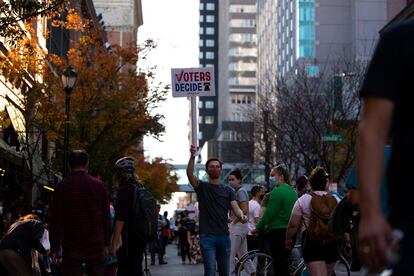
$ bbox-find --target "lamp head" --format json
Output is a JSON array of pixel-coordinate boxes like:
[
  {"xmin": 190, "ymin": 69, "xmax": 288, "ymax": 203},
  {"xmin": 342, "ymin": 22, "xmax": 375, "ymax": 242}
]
[{"xmin": 61, "ymin": 67, "xmax": 77, "ymax": 94}]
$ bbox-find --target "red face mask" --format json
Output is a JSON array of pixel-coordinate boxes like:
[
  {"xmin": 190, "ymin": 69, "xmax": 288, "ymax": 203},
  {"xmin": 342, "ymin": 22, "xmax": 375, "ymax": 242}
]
[{"xmin": 208, "ymin": 168, "xmax": 221, "ymax": 179}]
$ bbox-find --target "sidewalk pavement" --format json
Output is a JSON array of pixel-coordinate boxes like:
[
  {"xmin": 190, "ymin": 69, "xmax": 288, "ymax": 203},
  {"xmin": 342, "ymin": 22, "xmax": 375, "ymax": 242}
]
[
  {"xmin": 146, "ymin": 243, "xmax": 362, "ymax": 276},
  {"xmin": 145, "ymin": 243, "xmax": 204, "ymax": 276}
]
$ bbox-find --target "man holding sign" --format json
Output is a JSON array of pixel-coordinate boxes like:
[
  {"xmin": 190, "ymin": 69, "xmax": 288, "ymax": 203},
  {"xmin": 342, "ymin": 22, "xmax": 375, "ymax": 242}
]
[{"xmin": 187, "ymin": 145, "xmax": 247, "ymax": 276}]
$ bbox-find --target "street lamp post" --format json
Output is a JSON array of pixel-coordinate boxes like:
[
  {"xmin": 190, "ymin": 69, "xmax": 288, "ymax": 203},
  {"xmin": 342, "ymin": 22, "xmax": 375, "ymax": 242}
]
[
  {"xmin": 61, "ymin": 67, "xmax": 77, "ymax": 177},
  {"xmin": 263, "ymin": 110, "xmax": 271, "ymax": 192}
]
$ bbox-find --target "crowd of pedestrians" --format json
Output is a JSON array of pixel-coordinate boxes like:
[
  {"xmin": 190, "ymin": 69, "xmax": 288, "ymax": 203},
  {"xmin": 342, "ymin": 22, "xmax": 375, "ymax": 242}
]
[{"xmin": 1, "ymin": 33, "xmax": 412, "ymax": 274}]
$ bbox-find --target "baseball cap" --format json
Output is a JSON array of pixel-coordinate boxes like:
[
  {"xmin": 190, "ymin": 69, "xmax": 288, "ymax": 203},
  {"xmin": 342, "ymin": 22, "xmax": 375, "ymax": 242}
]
[{"xmin": 114, "ymin": 157, "xmax": 135, "ymax": 172}]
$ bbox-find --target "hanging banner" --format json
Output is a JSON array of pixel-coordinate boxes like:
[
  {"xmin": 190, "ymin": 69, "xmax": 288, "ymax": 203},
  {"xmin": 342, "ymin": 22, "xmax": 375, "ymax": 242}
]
[{"xmin": 171, "ymin": 67, "xmax": 215, "ymax": 97}]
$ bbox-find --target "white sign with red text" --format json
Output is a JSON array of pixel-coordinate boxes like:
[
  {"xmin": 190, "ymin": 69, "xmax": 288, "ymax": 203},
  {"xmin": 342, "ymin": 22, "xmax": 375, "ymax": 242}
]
[{"xmin": 171, "ymin": 67, "xmax": 215, "ymax": 97}]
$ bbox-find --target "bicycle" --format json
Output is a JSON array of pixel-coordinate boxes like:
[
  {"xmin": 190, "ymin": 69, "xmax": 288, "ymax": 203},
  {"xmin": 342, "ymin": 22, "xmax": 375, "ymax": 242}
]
[
  {"xmin": 235, "ymin": 249, "xmax": 273, "ymax": 276},
  {"xmin": 236, "ymin": 240, "xmax": 351, "ymax": 276},
  {"xmin": 289, "ymin": 241, "xmax": 351, "ymax": 276}
]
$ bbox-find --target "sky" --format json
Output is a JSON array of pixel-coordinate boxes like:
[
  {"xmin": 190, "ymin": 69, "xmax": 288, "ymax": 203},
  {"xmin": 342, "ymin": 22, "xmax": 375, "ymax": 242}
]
[
  {"xmin": 138, "ymin": 0, "xmax": 199, "ymax": 214},
  {"xmin": 138, "ymin": 0, "xmax": 199, "ymax": 165}
]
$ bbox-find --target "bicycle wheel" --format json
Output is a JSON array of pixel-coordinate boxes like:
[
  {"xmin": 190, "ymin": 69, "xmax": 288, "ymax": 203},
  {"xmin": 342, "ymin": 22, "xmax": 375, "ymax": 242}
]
[{"xmin": 236, "ymin": 251, "xmax": 273, "ymax": 276}]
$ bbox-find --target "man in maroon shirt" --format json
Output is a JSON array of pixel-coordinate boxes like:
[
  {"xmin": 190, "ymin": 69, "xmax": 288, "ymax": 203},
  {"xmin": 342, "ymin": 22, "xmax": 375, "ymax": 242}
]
[{"xmin": 49, "ymin": 150, "xmax": 110, "ymax": 276}]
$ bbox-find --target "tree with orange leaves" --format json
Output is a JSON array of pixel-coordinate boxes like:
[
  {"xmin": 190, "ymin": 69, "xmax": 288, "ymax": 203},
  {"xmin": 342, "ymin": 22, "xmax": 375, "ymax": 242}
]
[
  {"xmin": 42, "ymin": 10, "xmax": 175, "ymax": 200},
  {"xmin": 136, "ymin": 156, "xmax": 178, "ymax": 204},
  {"xmin": 0, "ymin": 0, "xmax": 66, "ymax": 44}
]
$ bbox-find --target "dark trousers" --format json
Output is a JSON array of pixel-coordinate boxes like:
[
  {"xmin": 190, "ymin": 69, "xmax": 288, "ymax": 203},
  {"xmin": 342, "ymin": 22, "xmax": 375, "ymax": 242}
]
[
  {"xmin": 116, "ymin": 242, "xmax": 144, "ymax": 276},
  {"xmin": 162, "ymin": 235, "xmax": 169, "ymax": 256},
  {"xmin": 265, "ymin": 228, "xmax": 290, "ymax": 276},
  {"xmin": 62, "ymin": 248, "xmax": 106, "ymax": 276},
  {"xmin": 247, "ymin": 234, "xmax": 268, "ymax": 252},
  {"xmin": 149, "ymin": 237, "xmax": 163, "ymax": 264},
  {"xmin": 180, "ymin": 241, "xmax": 191, "ymax": 262}
]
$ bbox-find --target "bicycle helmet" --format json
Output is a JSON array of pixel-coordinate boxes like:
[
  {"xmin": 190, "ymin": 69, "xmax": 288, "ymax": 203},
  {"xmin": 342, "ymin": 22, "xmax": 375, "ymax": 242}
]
[{"xmin": 114, "ymin": 156, "xmax": 135, "ymax": 172}]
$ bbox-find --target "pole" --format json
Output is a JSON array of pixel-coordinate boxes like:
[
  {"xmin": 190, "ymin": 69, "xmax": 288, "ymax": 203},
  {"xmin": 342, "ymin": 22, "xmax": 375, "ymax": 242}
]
[
  {"xmin": 190, "ymin": 96, "xmax": 198, "ymax": 148},
  {"xmin": 330, "ymin": 79, "xmax": 335, "ymax": 183},
  {"xmin": 63, "ymin": 91, "xmax": 71, "ymax": 177},
  {"xmin": 263, "ymin": 110, "xmax": 271, "ymax": 192}
]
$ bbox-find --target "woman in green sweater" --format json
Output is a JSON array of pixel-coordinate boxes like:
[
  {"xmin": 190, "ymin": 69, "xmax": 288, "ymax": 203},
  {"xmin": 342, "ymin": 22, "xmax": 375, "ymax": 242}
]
[{"xmin": 256, "ymin": 165, "xmax": 297, "ymax": 276}]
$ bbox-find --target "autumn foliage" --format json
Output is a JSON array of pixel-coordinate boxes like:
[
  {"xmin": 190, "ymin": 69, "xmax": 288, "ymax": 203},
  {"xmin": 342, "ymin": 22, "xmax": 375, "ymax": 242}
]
[{"xmin": 1, "ymin": 8, "xmax": 177, "ymax": 201}]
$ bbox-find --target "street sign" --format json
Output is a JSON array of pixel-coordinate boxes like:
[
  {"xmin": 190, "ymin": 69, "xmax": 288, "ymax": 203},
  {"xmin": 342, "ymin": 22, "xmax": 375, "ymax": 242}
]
[
  {"xmin": 171, "ymin": 67, "xmax": 215, "ymax": 97},
  {"xmin": 322, "ymin": 134, "xmax": 343, "ymax": 142}
]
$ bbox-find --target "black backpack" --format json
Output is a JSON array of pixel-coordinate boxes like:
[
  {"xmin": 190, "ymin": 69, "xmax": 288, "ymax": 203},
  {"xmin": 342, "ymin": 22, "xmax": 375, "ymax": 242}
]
[
  {"xmin": 129, "ymin": 185, "xmax": 157, "ymax": 243},
  {"xmin": 185, "ymin": 218, "xmax": 196, "ymax": 235}
]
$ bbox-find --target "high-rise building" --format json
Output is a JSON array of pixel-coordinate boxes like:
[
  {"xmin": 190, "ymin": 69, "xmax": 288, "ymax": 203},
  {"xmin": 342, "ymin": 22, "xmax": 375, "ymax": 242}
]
[
  {"xmin": 198, "ymin": 0, "xmax": 219, "ymax": 151},
  {"xmin": 199, "ymin": 0, "xmax": 257, "ymax": 163},
  {"xmin": 257, "ymin": 0, "xmax": 388, "ymax": 81}
]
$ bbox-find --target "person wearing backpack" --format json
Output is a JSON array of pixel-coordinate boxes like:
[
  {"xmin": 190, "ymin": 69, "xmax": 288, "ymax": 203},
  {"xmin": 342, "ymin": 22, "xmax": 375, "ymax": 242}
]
[
  {"xmin": 111, "ymin": 157, "xmax": 150, "ymax": 276},
  {"xmin": 285, "ymin": 166, "xmax": 340, "ymax": 276}
]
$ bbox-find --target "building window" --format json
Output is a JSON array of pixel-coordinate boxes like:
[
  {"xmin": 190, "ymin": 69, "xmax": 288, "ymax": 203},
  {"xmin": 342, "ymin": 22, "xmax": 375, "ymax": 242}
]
[
  {"xmin": 199, "ymin": 52, "xmax": 204, "ymax": 59},
  {"xmin": 199, "ymin": 28, "xmax": 204, "ymax": 35},
  {"xmin": 199, "ymin": 116, "xmax": 203, "ymax": 124},
  {"xmin": 198, "ymin": 131, "xmax": 203, "ymax": 140},
  {"xmin": 232, "ymin": 113, "xmax": 241, "ymax": 121},
  {"xmin": 206, "ymin": 39, "xmax": 215, "ymax": 47},
  {"xmin": 228, "ymin": 47, "xmax": 257, "ymax": 57},
  {"xmin": 206, "ymin": 15, "xmax": 215, "ymax": 22},
  {"xmin": 229, "ymin": 4, "xmax": 256, "ymax": 13},
  {"xmin": 198, "ymin": 101, "xmax": 203, "ymax": 108},
  {"xmin": 298, "ymin": 0, "xmax": 315, "ymax": 58},
  {"xmin": 199, "ymin": 15, "xmax": 204, "ymax": 22},
  {"xmin": 199, "ymin": 39, "xmax": 204, "ymax": 47},
  {"xmin": 206, "ymin": 52, "xmax": 214, "ymax": 59},
  {"xmin": 206, "ymin": 27, "xmax": 215, "ymax": 35},
  {"xmin": 229, "ymin": 77, "xmax": 256, "ymax": 86},
  {"xmin": 205, "ymin": 101, "xmax": 214, "ymax": 108},
  {"xmin": 305, "ymin": 65, "xmax": 319, "ymax": 77},
  {"xmin": 206, "ymin": 3, "xmax": 215, "ymax": 10},
  {"xmin": 229, "ymin": 33, "xmax": 256, "ymax": 42},
  {"xmin": 199, "ymin": 3, "xmax": 204, "ymax": 10},
  {"xmin": 228, "ymin": 62, "xmax": 256, "ymax": 71},
  {"xmin": 205, "ymin": 116, "xmax": 214, "ymax": 124},
  {"xmin": 230, "ymin": 19, "xmax": 256, "ymax": 28},
  {"xmin": 205, "ymin": 63, "xmax": 214, "ymax": 67}
]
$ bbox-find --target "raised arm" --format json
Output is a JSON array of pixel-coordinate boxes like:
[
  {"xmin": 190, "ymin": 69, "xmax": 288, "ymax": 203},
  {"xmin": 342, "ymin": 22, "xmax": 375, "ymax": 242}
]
[{"xmin": 186, "ymin": 145, "xmax": 199, "ymax": 189}]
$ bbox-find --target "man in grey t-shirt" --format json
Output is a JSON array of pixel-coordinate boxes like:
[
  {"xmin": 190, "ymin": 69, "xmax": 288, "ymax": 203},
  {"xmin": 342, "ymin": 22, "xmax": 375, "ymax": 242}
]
[{"xmin": 187, "ymin": 145, "xmax": 247, "ymax": 276}]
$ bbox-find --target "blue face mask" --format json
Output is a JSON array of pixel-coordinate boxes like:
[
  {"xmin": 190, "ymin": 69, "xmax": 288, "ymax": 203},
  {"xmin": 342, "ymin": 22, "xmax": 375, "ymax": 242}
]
[{"xmin": 269, "ymin": 176, "xmax": 278, "ymax": 186}]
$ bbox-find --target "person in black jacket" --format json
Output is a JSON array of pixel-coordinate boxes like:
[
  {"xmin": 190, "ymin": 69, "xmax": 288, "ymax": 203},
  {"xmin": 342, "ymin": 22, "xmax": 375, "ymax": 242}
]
[
  {"xmin": 111, "ymin": 156, "xmax": 146, "ymax": 276},
  {"xmin": 0, "ymin": 214, "xmax": 47, "ymax": 276}
]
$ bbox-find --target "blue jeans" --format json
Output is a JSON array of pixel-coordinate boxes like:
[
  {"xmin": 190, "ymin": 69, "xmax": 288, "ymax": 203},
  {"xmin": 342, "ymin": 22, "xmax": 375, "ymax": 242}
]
[{"xmin": 200, "ymin": 233, "xmax": 230, "ymax": 276}]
